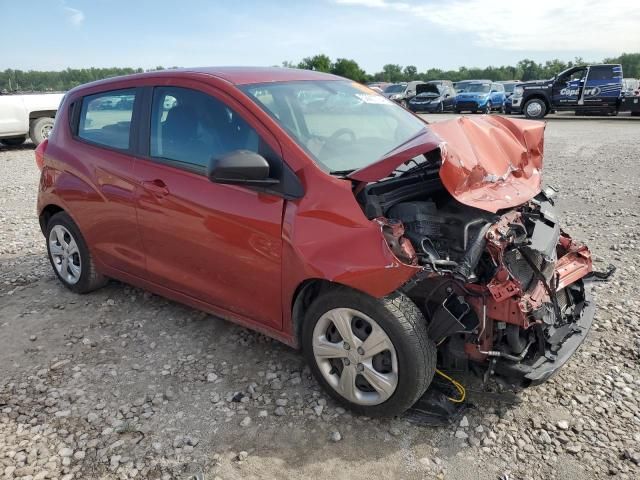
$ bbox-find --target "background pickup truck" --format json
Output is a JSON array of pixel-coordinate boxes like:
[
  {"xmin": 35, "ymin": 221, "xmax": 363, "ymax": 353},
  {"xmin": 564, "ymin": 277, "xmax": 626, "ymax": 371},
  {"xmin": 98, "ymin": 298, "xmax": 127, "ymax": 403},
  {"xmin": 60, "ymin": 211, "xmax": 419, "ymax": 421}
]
[
  {"xmin": 510, "ymin": 64, "xmax": 640, "ymax": 118},
  {"xmin": 0, "ymin": 92, "xmax": 64, "ymax": 146}
]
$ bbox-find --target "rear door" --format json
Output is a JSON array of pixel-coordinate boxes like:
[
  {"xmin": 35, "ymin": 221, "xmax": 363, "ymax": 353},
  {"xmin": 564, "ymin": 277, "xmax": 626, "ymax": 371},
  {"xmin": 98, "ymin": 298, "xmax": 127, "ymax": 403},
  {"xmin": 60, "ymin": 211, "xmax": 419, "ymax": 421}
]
[
  {"xmin": 132, "ymin": 83, "xmax": 286, "ymax": 329},
  {"xmin": 490, "ymin": 83, "xmax": 505, "ymax": 106},
  {"xmin": 69, "ymin": 88, "xmax": 147, "ymax": 277},
  {"xmin": 581, "ymin": 65, "xmax": 622, "ymax": 107}
]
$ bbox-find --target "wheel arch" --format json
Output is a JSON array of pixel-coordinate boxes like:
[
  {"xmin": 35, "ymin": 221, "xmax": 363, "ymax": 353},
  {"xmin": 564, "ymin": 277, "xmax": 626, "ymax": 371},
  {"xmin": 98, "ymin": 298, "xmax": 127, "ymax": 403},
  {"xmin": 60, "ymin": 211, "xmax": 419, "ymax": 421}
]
[
  {"xmin": 39, "ymin": 203, "xmax": 65, "ymax": 235},
  {"xmin": 29, "ymin": 110, "xmax": 57, "ymax": 121}
]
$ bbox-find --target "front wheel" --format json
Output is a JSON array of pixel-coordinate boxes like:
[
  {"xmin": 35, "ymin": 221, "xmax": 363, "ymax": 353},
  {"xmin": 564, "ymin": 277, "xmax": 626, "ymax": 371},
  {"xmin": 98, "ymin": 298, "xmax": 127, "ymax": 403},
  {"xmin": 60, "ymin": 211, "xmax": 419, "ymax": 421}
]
[
  {"xmin": 484, "ymin": 102, "xmax": 492, "ymax": 114},
  {"xmin": 46, "ymin": 212, "xmax": 108, "ymax": 293},
  {"xmin": 523, "ymin": 98, "xmax": 547, "ymax": 119},
  {"xmin": 302, "ymin": 288, "xmax": 436, "ymax": 417}
]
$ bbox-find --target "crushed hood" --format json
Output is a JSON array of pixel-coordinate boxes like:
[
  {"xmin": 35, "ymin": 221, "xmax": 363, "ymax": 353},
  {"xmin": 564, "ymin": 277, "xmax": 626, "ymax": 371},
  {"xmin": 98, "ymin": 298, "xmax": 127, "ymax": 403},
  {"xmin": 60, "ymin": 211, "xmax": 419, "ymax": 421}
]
[{"xmin": 348, "ymin": 116, "xmax": 545, "ymax": 213}]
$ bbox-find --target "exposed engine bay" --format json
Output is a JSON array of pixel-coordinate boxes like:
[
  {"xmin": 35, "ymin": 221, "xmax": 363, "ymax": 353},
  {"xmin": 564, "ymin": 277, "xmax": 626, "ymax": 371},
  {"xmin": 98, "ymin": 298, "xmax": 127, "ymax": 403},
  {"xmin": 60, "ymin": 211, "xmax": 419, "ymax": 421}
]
[{"xmin": 356, "ymin": 159, "xmax": 594, "ymax": 388}]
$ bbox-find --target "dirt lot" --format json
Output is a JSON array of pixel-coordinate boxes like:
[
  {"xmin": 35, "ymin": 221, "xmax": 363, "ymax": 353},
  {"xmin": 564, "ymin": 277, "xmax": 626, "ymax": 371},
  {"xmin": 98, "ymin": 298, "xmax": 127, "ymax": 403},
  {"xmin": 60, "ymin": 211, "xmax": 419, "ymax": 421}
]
[{"xmin": 1, "ymin": 115, "xmax": 639, "ymax": 480}]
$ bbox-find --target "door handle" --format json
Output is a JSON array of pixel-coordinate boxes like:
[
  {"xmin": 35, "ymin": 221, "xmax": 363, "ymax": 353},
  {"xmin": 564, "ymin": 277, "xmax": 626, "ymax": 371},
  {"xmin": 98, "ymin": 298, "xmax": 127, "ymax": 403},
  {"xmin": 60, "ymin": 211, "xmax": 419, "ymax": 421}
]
[{"xmin": 142, "ymin": 179, "xmax": 169, "ymax": 197}]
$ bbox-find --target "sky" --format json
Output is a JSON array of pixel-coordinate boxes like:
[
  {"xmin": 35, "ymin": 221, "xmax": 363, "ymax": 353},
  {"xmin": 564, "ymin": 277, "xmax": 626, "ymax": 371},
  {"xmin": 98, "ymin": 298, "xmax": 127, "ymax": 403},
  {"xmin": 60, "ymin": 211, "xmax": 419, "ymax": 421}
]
[{"xmin": 2, "ymin": 0, "xmax": 639, "ymax": 72}]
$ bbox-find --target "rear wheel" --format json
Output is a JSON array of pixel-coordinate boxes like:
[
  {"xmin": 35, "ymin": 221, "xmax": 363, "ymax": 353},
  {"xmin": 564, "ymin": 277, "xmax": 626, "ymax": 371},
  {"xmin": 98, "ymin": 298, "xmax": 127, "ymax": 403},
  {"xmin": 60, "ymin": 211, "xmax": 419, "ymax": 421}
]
[
  {"xmin": 0, "ymin": 136, "xmax": 27, "ymax": 146},
  {"xmin": 29, "ymin": 117, "xmax": 54, "ymax": 146},
  {"xmin": 484, "ymin": 101, "xmax": 492, "ymax": 114},
  {"xmin": 523, "ymin": 98, "xmax": 547, "ymax": 119},
  {"xmin": 46, "ymin": 212, "xmax": 107, "ymax": 293},
  {"xmin": 302, "ymin": 288, "xmax": 436, "ymax": 417}
]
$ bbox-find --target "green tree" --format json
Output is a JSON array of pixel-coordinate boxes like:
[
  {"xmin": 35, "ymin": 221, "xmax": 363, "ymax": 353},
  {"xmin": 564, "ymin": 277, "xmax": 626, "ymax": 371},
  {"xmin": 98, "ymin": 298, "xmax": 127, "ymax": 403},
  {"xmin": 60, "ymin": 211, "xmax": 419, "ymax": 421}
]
[
  {"xmin": 298, "ymin": 54, "xmax": 332, "ymax": 72},
  {"xmin": 380, "ymin": 64, "xmax": 404, "ymax": 82},
  {"xmin": 331, "ymin": 58, "xmax": 366, "ymax": 82},
  {"xmin": 403, "ymin": 65, "xmax": 418, "ymax": 80}
]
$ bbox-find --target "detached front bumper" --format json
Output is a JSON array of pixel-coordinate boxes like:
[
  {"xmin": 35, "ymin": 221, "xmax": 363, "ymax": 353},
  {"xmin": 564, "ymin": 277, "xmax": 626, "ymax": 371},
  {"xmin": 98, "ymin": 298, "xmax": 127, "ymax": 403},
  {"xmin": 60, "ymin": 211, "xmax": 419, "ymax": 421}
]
[{"xmin": 494, "ymin": 278, "xmax": 595, "ymax": 385}]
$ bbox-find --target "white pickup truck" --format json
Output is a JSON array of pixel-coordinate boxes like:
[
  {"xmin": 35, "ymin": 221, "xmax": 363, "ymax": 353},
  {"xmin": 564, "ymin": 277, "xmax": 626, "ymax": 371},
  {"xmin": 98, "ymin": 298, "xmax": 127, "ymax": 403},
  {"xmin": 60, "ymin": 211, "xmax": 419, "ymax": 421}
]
[{"xmin": 0, "ymin": 93, "xmax": 65, "ymax": 146}]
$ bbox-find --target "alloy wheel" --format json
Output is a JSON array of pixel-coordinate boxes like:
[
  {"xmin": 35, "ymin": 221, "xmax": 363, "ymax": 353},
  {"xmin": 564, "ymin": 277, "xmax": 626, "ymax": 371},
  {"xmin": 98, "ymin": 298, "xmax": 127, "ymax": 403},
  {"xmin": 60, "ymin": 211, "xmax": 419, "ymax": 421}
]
[
  {"xmin": 49, "ymin": 224, "xmax": 82, "ymax": 284},
  {"xmin": 312, "ymin": 307, "xmax": 398, "ymax": 405}
]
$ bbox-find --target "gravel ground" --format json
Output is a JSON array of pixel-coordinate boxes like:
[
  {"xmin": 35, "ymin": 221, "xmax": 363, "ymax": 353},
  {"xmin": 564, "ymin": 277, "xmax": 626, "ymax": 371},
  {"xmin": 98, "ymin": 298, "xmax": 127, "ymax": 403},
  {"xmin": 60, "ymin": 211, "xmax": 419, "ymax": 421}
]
[{"xmin": 1, "ymin": 115, "xmax": 639, "ymax": 480}]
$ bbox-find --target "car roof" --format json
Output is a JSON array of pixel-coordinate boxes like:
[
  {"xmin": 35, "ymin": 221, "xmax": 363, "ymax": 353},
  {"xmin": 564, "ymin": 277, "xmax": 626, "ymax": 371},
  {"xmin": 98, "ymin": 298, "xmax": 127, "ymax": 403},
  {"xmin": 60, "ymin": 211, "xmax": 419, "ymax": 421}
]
[{"xmin": 69, "ymin": 67, "xmax": 344, "ymax": 92}]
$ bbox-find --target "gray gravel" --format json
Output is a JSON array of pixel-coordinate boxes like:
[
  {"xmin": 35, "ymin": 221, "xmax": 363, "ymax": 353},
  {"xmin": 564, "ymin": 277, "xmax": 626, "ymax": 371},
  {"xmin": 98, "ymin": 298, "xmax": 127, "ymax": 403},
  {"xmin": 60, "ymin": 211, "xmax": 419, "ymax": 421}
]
[{"xmin": 1, "ymin": 115, "xmax": 639, "ymax": 480}]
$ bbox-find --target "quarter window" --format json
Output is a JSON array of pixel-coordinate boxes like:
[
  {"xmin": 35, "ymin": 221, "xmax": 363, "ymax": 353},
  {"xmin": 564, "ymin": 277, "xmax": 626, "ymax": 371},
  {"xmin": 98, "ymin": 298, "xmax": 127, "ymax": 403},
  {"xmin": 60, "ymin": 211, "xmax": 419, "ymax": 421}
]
[
  {"xmin": 150, "ymin": 87, "xmax": 262, "ymax": 171},
  {"xmin": 78, "ymin": 89, "xmax": 136, "ymax": 150}
]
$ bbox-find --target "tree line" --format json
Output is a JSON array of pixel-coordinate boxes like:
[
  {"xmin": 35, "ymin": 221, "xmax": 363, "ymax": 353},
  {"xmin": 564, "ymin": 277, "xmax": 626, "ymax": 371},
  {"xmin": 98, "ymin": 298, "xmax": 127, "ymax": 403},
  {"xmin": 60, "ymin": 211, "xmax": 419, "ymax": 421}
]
[{"xmin": 2, "ymin": 53, "xmax": 639, "ymax": 92}]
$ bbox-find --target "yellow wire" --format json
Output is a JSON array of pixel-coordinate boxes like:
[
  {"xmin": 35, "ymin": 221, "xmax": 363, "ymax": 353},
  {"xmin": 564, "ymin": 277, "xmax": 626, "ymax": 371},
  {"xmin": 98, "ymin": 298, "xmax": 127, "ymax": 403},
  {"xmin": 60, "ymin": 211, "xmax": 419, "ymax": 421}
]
[{"xmin": 435, "ymin": 368, "xmax": 466, "ymax": 403}]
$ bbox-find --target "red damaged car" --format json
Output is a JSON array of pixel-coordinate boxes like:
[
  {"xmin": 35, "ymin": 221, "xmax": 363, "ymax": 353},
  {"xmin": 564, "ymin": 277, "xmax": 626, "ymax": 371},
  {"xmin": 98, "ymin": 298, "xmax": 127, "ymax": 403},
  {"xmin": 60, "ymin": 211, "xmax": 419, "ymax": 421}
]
[{"xmin": 35, "ymin": 67, "xmax": 595, "ymax": 416}]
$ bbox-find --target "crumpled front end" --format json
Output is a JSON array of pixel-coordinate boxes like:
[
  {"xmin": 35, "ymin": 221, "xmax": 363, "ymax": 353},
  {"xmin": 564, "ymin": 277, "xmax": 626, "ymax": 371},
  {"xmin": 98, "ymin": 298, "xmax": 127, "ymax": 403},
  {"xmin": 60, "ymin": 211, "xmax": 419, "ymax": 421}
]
[
  {"xmin": 353, "ymin": 116, "xmax": 595, "ymax": 388},
  {"xmin": 388, "ymin": 190, "xmax": 595, "ymax": 387}
]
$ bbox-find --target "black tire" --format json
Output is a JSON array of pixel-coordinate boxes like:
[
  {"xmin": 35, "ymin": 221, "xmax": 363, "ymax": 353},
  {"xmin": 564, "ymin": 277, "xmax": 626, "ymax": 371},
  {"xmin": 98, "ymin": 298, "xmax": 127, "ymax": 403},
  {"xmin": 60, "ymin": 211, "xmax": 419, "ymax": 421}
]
[
  {"xmin": 45, "ymin": 212, "xmax": 108, "ymax": 294},
  {"xmin": 455, "ymin": 109, "xmax": 461, "ymax": 114},
  {"xmin": 0, "ymin": 136, "xmax": 27, "ymax": 146},
  {"xmin": 484, "ymin": 102, "xmax": 492, "ymax": 114},
  {"xmin": 523, "ymin": 98, "xmax": 547, "ymax": 119},
  {"xmin": 302, "ymin": 288, "xmax": 436, "ymax": 417},
  {"xmin": 29, "ymin": 117, "xmax": 55, "ymax": 146},
  {"xmin": 400, "ymin": 99, "xmax": 408, "ymax": 108},
  {"xmin": 438, "ymin": 102, "xmax": 444, "ymax": 113},
  {"xmin": 499, "ymin": 103, "xmax": 506, "ymax": 114}
]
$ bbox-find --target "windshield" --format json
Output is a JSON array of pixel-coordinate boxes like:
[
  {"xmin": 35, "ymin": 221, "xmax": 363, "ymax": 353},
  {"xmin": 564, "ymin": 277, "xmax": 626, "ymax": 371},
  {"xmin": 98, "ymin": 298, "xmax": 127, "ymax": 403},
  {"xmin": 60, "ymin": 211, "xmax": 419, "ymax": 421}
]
[
  {"xmin": 383, "ymin": 84, "xmax": 407, "ymax": 93},
  {"xmin": 242, "ymin": 80, "xmax": 427, "ymax": 173},
  {"xmin": 461, "ymin": 83, "xmax": 491, "ymax": 93}
]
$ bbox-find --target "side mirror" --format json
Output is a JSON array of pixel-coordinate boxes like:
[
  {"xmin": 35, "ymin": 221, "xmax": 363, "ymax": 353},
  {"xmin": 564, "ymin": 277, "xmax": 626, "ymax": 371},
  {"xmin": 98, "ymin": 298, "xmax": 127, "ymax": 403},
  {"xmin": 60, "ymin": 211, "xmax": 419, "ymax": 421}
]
[{"xmin": 207, "ymin": 150, "xmax": 278, "ymax": 186}]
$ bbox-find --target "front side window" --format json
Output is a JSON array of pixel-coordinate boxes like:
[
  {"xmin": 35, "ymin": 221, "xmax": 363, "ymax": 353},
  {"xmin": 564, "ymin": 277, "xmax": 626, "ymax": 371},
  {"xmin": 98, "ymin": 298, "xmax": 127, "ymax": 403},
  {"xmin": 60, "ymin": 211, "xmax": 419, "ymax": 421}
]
[
  {"xmin": 78, "ymin": 89, "xmax": 136, "ymax": 149},
  {"xmin": 242, "ymin": 81, "xmax": 427, "ymax": 173},
  {"xmin": 150, "ymin": 87, "xmax": 261, "ymax": 171}
]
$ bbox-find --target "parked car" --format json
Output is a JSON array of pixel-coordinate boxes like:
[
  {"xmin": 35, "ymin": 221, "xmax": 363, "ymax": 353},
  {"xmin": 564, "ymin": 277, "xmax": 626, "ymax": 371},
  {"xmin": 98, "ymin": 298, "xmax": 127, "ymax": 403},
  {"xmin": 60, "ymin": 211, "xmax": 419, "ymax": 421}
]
[
  {"xmin": 36, "ymin": 67, "xmax": 595, "ymax": 417},
  {"xmin": 453, "ymin": 79, "xmax": 491, "ymax": 92},
  {"xmin": 497, "ymin": 80, "xmax": 521, "ymax": 114},
  {"xmin": 0, "ymin": 92, "xmax": 64, "ymax": 146},
  {"xmin": 382, "ymin": 81, "xmax": 425, "ymax": 107},
  {"xmin": 367, "ymin": 82, "xmax": 391, "ymax": 92},
  {"xmin": 455, "ymin": 82, "xmax": 506, "ymax": 113},
  {"xmin": 408, "ymin": 83, "xmax": 456, "ymax": 113}
]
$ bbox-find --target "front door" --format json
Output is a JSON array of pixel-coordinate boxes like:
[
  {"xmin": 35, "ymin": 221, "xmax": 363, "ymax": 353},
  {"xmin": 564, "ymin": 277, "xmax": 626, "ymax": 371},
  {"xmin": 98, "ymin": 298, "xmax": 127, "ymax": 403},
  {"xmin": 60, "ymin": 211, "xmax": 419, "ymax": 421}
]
[
  {"xmin": 553, "ymin": 67, "xmax": 587, "ymax": 107},
  {"xmin": 133, "ymin": 85, "xmax": 285, "ymax": 329}
]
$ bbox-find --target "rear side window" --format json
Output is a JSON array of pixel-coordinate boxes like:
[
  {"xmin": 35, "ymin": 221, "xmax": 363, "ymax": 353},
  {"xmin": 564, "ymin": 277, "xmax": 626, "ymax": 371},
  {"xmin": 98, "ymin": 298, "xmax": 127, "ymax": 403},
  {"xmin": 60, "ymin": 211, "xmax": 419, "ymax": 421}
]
[
  {"xmin": 77, "ymin": 89, "xmax": 136, "ymax": 150},
  {"xmin": 150, "ymin": 86, "xmax": 261, "ymax": 171},
  {"xmin": 588, "ymin": 66, "xmax": 615, "ymax": 81}
]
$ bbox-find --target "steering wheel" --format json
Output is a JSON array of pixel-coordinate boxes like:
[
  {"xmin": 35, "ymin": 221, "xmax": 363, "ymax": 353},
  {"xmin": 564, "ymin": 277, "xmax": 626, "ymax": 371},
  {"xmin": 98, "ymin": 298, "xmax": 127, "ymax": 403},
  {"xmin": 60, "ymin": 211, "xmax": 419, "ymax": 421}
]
[{"xmin": 327, "ymin": 128, "xmax": 356, "ymax": 143}]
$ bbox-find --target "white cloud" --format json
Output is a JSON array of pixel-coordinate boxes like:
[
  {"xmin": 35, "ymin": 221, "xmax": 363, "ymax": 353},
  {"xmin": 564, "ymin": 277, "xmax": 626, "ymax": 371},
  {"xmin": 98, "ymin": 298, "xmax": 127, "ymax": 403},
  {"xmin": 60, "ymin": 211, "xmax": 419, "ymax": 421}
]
[
  {"xmin": 64, "ymin": 6, "xmax": 85, "ymax": 27},
  {"xmin": 335, "ymin": 0, "xmax": 640, "ymax": 52}
]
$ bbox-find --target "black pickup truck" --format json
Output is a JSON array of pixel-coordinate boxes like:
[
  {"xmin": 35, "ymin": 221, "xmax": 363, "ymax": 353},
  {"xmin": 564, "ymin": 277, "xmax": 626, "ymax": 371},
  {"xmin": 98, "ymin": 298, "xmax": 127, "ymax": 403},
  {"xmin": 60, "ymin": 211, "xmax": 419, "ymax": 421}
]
[{"xmin": 510, "ymin": 64, "xmax": 640, "ymax": 118}]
